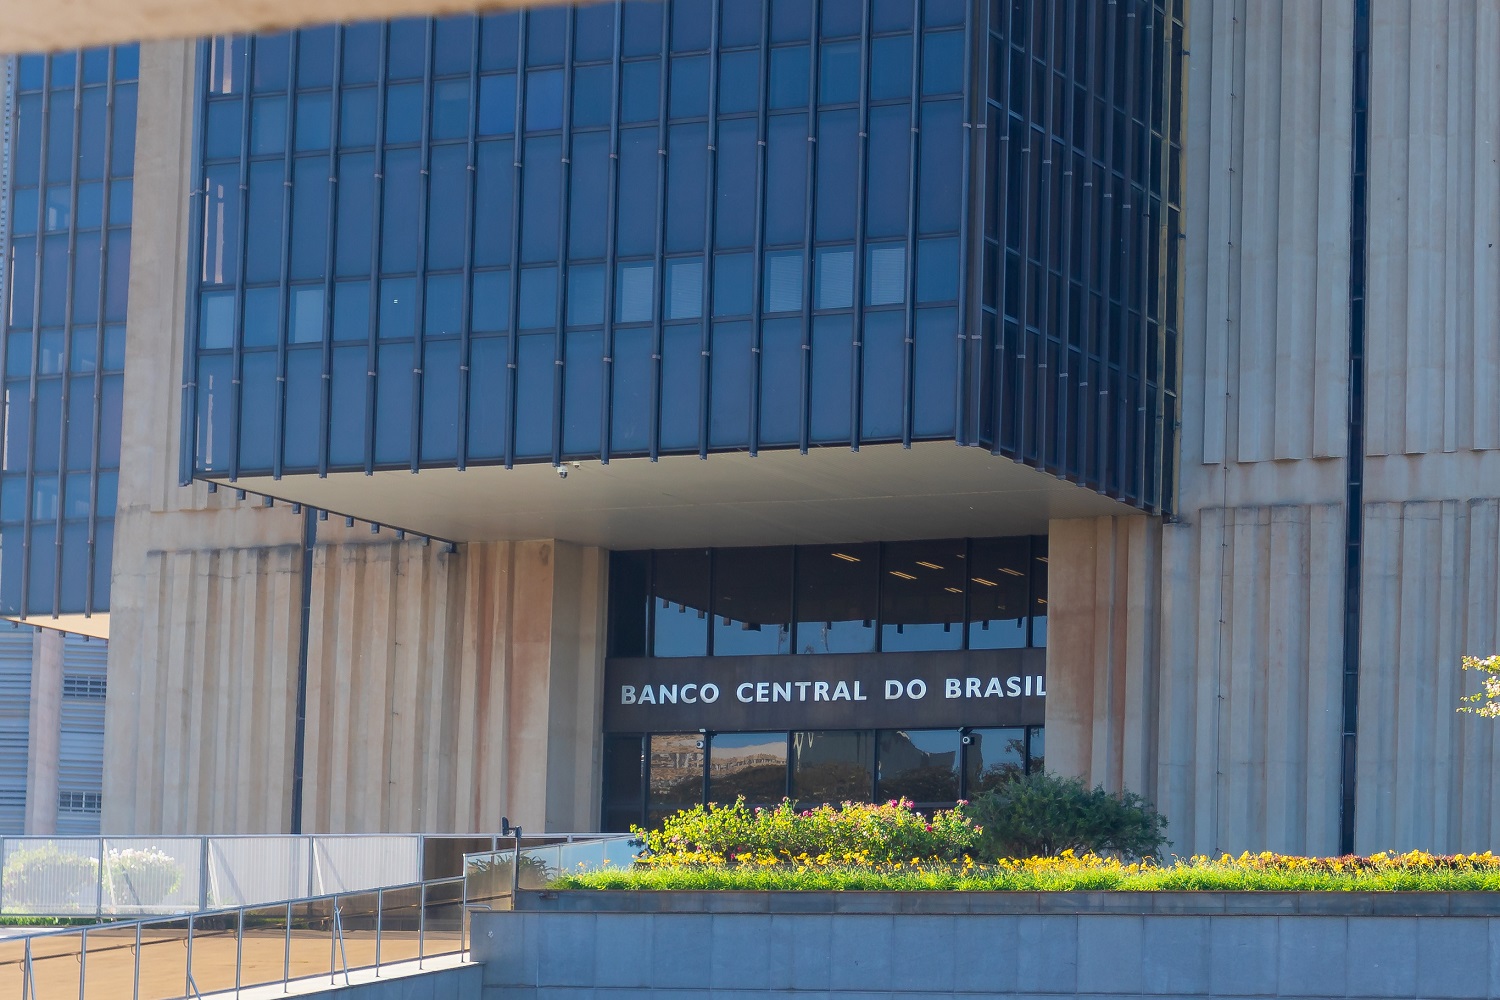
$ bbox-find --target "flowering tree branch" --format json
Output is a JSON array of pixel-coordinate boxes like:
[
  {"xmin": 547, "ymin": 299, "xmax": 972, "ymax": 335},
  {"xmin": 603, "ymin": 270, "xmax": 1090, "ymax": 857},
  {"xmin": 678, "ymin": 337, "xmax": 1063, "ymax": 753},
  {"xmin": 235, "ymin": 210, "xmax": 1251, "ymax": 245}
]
[{"xmin": 1458, "ymin": 656, "xmax": 1500, "ymax": 717}]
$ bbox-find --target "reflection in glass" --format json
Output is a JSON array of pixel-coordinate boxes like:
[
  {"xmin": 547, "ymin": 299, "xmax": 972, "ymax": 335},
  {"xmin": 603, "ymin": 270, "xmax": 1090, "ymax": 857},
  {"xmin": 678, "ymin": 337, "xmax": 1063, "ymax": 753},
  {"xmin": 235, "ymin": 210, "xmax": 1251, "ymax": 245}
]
[
  {"xmin": 967, "ymin": 536, "xmax": 1029, "ymax": 649},
  {"xmin": 792, "ymin": 731, "xmax": 874, "ymax": 804},
  {"xmin": 711, "ymin": 546, "xmax": 792, "ymax": 656},
  {"xmin": 652, "ymin": 549, "xmax": 710, "ymax": 657},
  {"xmin": 648, "ymin": 732, "xmax": 704, "ymax": 827},
  {"xmin": 880, "ymin": 539, "xmax": 965, "ymax": 651},
  {"xmin": 601, "ymin": 734, "xmax": 644, "ymax": 832},
  {"xmin": 1031, "ymin": 539, "xmax": 1048, "ymax": 647},
  {"xmin": 877, "ymin": 729, "xmax": 960, "ymax": 806},
  {"xmin": 794, "ymin": 544, "xmax": 877, "ymax": 654},
  {"xmin": 965, "ymin": 727, "xmax": 1026, "ymax": 795},
  {"xmin": 709, "ymin": 732, "xmax": 787, "ymax": 807},
  {"xmin": 607, "ymin": 550, "xmax": 650, "ymax": 657}
]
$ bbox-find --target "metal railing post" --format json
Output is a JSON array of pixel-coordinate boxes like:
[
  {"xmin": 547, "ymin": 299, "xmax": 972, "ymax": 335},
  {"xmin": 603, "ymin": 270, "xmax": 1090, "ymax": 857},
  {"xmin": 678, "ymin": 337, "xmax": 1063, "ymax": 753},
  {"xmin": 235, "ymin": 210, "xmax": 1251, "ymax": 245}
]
[
  {"xmin": 334, "ymin": 903, "xmax": 350, "ymax": 985},
  {"xmin": 185, "ymin": 914, "xmax": 194, "ymax": 997},
  {"xmin": 132, "ymin": 918, "xmax": 141, "ymax": 1000},
  {"xmin": 461, "ymin": 863, "xmax": 469, "ymax": 955},
  {"xmin": 235, "ymin": 906, "xmax": 244, "ymax": 993},
  {"xmin": 374, "ymin": 887, "xmax": 382, "ymax": 976},
  {"xmin": 95, "ymin": 837, "xmax": 105, "ymax": 919},
  {"xmin": 328, "ymin": 895, "xmax": 336, "ymax": 985},
  {"xmin": 22, "ymin": 935, "xmax": 31, "ymax": 1000},
  {"xmin": 418, "ymin": 882, "xmax": 426, "ymax": 969},
  {"xmin": 77, "ymin": 927, "xmax": 87, "ymax": 1000},
  {"xmin": 283, "ymin": 900, "xmax": 292, "ymax": 993},
  {"xmin": 199, "ymin": 836, "xmax": 210, "ymax": 912}
]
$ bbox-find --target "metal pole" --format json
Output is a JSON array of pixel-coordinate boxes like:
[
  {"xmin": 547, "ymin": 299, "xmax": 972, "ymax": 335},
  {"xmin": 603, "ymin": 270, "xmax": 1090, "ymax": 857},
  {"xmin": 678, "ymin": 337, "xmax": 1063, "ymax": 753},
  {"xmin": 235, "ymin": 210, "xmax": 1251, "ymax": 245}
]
[
  {"xmin": 185, "ymin": 914, "xmax": 194, "ymax": 997},
  {"xmin": 77, "ymin": 927, "xmax": 87, "ymax": 1000},
  {"xmin": 235, "ymin": 907, "xmax": 244, "ymax": 993},
  {"xmin": 418, "ymin": 882, "xmax": 426, "ymax": 969},
  {"xmin": 328, "ymin": 895, "xmax": 336, "ymax": 984},
  {"xmin": 335, "ymin": 904, "xmax": 349, "ymax": 985},
  {"xmin": 96, "ymin": 837, "xmax": 105, "ymax": 919},
  {"xmin": 22, "ymin": 936, "xmax": 31, "ymax": 1000},
  {"xmin": 283, "ymin": 900, "xmax": 292, "ymax": 993},
  {"xmin": 461, "ymin": 863, "xmax": 469, "ymax": 955},
  {"xmin": 199, "ymin": 837, "xmax": 210, "ymax": 912},
  {"xmin": 132, "ymin": 919, "xmax": 141, "ymax": 1000},
  {"xmin": 374, "ymin": 887, "xmax": 382, "ymax": 975}
]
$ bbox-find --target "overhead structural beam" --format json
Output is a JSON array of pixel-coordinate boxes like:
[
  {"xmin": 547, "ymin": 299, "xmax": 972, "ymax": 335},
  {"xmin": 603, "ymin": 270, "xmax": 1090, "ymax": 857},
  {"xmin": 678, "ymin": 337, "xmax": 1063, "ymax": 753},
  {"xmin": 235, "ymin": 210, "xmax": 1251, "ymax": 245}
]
[{"xmin": 0, "ymin": 0, "xmax": 567, "ymax": 56}]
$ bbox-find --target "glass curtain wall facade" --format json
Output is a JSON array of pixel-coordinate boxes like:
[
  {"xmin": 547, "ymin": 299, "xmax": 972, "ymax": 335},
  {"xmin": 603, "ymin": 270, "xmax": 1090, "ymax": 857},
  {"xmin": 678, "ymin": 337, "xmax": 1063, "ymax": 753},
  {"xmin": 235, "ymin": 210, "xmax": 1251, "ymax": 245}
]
[
  {"xmin": 184, "ymin": 0, "xmax": 1182, "ymax": 515},
  {"xmin": 0, "ymin": 49, "xmax": 137, "ymax": 618}
]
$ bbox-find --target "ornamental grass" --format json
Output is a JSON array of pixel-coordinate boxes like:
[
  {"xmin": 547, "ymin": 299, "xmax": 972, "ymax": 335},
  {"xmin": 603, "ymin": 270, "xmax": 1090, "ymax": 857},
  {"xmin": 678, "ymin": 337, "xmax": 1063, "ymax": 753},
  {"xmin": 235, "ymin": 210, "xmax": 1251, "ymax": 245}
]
[{"xmin": 551, "ymin": 849, "xmax": 1500, "ymax": 892}]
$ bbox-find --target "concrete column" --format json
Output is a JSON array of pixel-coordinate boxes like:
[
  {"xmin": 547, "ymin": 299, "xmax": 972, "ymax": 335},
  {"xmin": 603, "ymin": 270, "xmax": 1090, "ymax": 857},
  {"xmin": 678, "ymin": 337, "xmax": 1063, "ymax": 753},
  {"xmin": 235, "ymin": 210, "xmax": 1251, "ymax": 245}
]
[{"xmin": 24, "ymin": 629, "xmax": 64, "ymax": 835}]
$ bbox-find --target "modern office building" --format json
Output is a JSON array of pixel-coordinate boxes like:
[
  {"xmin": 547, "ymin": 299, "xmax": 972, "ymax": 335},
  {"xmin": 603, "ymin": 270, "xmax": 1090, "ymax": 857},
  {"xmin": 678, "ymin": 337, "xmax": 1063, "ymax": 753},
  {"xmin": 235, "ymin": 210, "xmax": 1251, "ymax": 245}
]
[{"xmin": 0, "ymin": 0, "xmax": 1496, "ymax": 856}]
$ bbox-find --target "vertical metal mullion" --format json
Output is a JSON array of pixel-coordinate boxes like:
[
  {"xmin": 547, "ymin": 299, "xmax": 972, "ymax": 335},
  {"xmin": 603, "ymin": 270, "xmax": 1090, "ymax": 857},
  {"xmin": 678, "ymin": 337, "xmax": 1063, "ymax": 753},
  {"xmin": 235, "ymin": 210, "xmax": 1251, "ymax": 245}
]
[
  {"xmin": 1076, "ymin": 6, "xmax": 1099, "ymax": 489},
  {"xmin": 18, "ymin": 59, "xmax": 53, "ymax": 618},
  {"xmin": 599, "ymin": 5, "xmax": 627, "ymax": 465},
  {"xmin": 272, "ymin": 35, "xmax": 298, "ymax": 481},
  {"xmin": 899, "ymin": 0, "xmax": 922, "ymax": 449},
  {"xmin": 951, "ymin": 0, "xmax": 977, "ymax": 446},
  {"xmin": 697, "ymin": 0, "xmax": 723, "ymax": 461},
  {"xmin": 745, "ymin": 2, "xmax": 772, "ymax": 457},
  {"xmin": 551, "ymin": 7, "xmax": 576, "ymax": 469},
  {"xmin": 50, "ymin": 53, "xmax": 85, "ymax": 618},
  {"xmin": 797, "ymin": 1, "xmax": 821, "ymax": 456},
  {"xmin": 847, "ymin": 2, "xmax": 871, "ymax": 452},
  {"xmin": 226, "ymin": 37, "xmax": 254, "ymax": 484},
  {"xmin": 1037, "ymin": 3, "xmax": 1059, "ymax": 475},
  {"xmin": 86, "ymin": 49, "xmax": 122, "ymax": 617},
  {"xmin": 502, "ymin": 16, "xmax": 527, "ymax": 470},
  {"xmin": 317, "ymin": 35, "xmax": 345, "ymax": 479},
  {"xmin": 646, "ymin": 2, "xmax": 666, "ymax": 463},
  {"xmin": 1095, "ymin": 6, "xmax": 1117, "ymax": 497},
  {"xmin": 0, "ymin": 60, "xmax": 15, "ymax": 581},
  {"xmin": 456, "ymin": 19, "xmax": 482, "ymax": 471},
  {"xmin": 179, "ymin": 41, "xmax": 211, "ymax": 488},
  {"xmin": 988, "ymin": 22, "xmax": 1011, "ymax": 458},
  {"xmin": 1122, "ymin": 3, "xmax": 1146, "ymax": 505},
  {"xmin": 1054, "ymin": 3, "xmax": 1077, "ymax": 483},
  {"xmin": 967, "ymin": 2, "xmax": 993, "ymax": 450},
  {"xmin": 364, "ymin": 27, "xmax": 391, "ymax": 477},
  {"xmin": 409, "ymin": 21, "xmax": 435, "ymax": 471}
]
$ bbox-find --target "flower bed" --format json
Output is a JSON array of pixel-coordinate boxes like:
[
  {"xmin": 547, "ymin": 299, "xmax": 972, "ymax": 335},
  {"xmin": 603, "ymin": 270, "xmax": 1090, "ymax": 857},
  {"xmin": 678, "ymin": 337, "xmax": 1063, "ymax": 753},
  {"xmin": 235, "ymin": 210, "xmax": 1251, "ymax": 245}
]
[{"xmin": 552, "ymin": 850, "xmax": 1500, "ymax": 892}]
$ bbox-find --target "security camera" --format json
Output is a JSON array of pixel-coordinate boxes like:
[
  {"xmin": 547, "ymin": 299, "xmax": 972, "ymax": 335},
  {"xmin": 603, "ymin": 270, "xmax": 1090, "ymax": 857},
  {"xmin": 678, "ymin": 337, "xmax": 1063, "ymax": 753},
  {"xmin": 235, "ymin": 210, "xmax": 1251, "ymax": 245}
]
[{"xmin": 557, "ymin": 466, "xmax": 568, "ymax": 479}]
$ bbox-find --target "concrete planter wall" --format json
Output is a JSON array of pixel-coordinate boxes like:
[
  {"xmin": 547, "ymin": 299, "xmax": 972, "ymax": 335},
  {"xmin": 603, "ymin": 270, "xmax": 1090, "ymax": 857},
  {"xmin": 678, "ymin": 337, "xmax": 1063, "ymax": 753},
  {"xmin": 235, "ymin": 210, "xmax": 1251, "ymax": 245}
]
[{"xmin": 470, "ymin": 890, "xmax": 1500, "ymax": 999}]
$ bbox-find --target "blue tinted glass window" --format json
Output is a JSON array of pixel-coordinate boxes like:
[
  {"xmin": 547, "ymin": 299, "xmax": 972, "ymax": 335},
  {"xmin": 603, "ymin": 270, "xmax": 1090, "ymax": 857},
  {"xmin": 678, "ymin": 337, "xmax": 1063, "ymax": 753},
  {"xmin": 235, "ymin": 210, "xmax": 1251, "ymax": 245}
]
[
  {"xmin": 427, "ymin": 145, "xmax": 469, "ymax": 271},
  {"xmin": 758, "ymin": 317, "xmax": 802, "ymax": 445},
  {"xmin": 713, "ymin": 546, "xmax": 793, "ymax": 655},
  {"xmin": 616, "ymin": 261, "xmax": 655, "ymax": 323},
  {"xmin": 526, "ymin": 6, "xmax": 567, "ymax": 66},
  {"xmin": 385, "ymin": 83, "xmax": 424, "ymax": 144},
  {"xmin": 109, "ymin": 180, "xmax": 132, "ymax": 226},
  {"xmin": 480, "ymin": 13, "xmax": 519, "ymax": 71},
  {"xmin": 575, "ymin": 3, "xmax": 616, "ymax": 62},
  {"xmin": 46, "ymin": 112, "xmax": 74, "ymax": 183},
  {"xmin": 764, "ymin": 114, "xmax": 807, "ymax": 244},
  {"xmin": 668, "ymin": 56, "xmax": 709, "ymax": 118},
  {"xmin": 665, "ymin": 124, "xmax": 706, "ymax": 252},
  {"xmin": 195, "ymin": 355, "xmax": 233, "ymax": 473},
  {"xmin": 809, "ymin": 314, "xmax": 851, "ymax": 442},
  {"xmin": 379, "ymin": 276, "xmax": 417, "ymax": 339},
  {"xmin": 14, "ymin": 96, "xmax": 41, "ymax": 187},
  {"xmin": 718, "ymin": 51, "xmax": 761, "ymax": 115},
  {"xmin": 514, "ymin": 332, "xmax": 556, "ymax": 457},
  {"xmin": 467, "ymin": 335, "xmax": 510, "ymax": 458},
  {"xmin": 105, "ymin": 232, "xmax": 131, "ymax": 321},
  {"xmin": 768, "ymin": 45, "xmax": 809, "ymax": 109},
  {"xmin": 290, "ymin": 157, "xmax": 330, "ymax": 280},
  {"xmin": 381, "ymin": 148, "xmax": 421, "ymax": 273},
  {"xmin": 917, "ymin": 237, "xmax": 959, "ymax": 302},
  {"xmin": 242, "ymin": 286, "xmax": 280, "ymax": 347},
  {"xmin": 861, "ymin": 311, "xmax": 904, "ymax": 439},
  {"xmin": 659, "ymin": 324, "xmax": 702, "ymax": 451},
  {"xmin": 814, "ymin": 110, "xmax": 858, "ymax": 240},
  {"xmin": 563, "ymin": 330, "xmax": 603, "ymax": 456},
  {"xmin": 814, "ymin": 247, "xmax": 853, "ymax": 310},
  {"xmin": 473, "ymin": 141, "xmax": 515, "ymax": 266},
  {"xmin": 925, "ymin": 0, "xmax": 966, "ymax": 29},
  {"xmin": 617, "ymin": 129, "xmax": 658, "ymax": 256},
  {"xmin": 244, "ymin": 160, "xmax": 284, "ymax": 283},
  {"xmin": 566, "ymin": 264, "xmax": 604, "ymax": 326},
  {"xmin": 714, "ymin": 119, "xmax": 757, "ymax": 248},
  {"xmin": 297, "ymin": 25, "xmax": 335, "ymax": 87},
  {"xmin": 922, "ymin": 32, "xmax": 964, "ymax": 95},
  {"xmin": 918, "ymin": 100, "xmax": 962, "ymax": 233},
  {"xmin": 671, "ymin": 0, "xmax": 711, "ymax": 51},
  {"xmin": 873, "ymin": 0, "xmax": 912, "ymax": 32},
  {"xmin": 520, "ymin": 137, "xmax": 562, "ymax": 261},
  {"xmin": 253, "ymin": 33, "xmax": 291, "ymax": 91},
  {"xmin": 237, "ymin": 353, "xmax": 277, "ymax": 471},
  {"xmin": 572, "ymin": 64, "xmax": 613, "ymax": 128},
  {"xmin": 818, "ymin": 42, "xmax": 860, "ymax": 104},
  {"xmin": 912, "ymin": 307, "xmax": 957, "ymax": 436},
  {"xmin": 519, "ymin": 267, "xmax": 558, "ymax": 329},
  {"xmin": 610, "ymin": 327, "xmax": 653, "ymax": 454},
  {"xmin": 251, "ymin": 95, "xmax": 288, "ymax": 154},
  {"xmin": 102, "ymin": 324, "xmax": 125, "ymax": 369},
  {"xmin": 621, "ymin": 61, "xmax": 660, "ymax": 123},
  {"xmin": 651, "ymin": 549, "xmax": 709, "ymax": 656},
  {"xmin": 68, "ymin": 329, "xmax": 95, "ymax": 373},
  {"xmin": 870, "ymin": 36, "xmax": 912, "ymax": 101},
  {"xmin": 478, "ymin": 73, "xmax": 517, "ymax": 134},
  {"xmin": 866, "ymin": 104, "xmax": 910, "ymax": 237},
  {"xmin": 709, "ymin": 322, "xmax": 750, "ymax": 447},
  {"xmin": 76, "ymin": 183, "xmax": 104, "ymax": 230},
  {"xmin": 374, "ymin": 342, "xmax": 414, "ymax": 464},
  {"xmin": 568, "ymin": 132, "xmax": 609, "ymax": 259},
  {"xmin": 967, "ymin": 537, "xmax": 1029, "ymax": 650},
  {"xmin": 284, "ymin": 348, "xmax": 322, "ymax": 468},
  {"xmin": 294, "ymin": 91, "xmax": 332, "ymax": 150},
  {"xmin": 795, "ymin": 543, "xmax": 878, "ymax": 653},
  {"xmin": 205, "ymin": 100, "xmax": 243, "ymax": 159},
  {"xmin": 762, "ymin": 251, "xmax": 803, "ymax": 313},
  {"xmin": 335, "ymin": 152, "xmax": 374, "ymax": 276},
  {"xmin": 865, "ymin": 243, "xmax": 906, "ymax": 306},
  {"xmin": 198, "ymin": 291, "xmax": 235, "ymax": 349},
  {"xmin": 472, "ymin": 270, "xmax": 510, "ymax": 331},
  {"xmin": 432, "ymin": 79, "xmax": 471, "ymax": 139},
  {"xmin": 333, "ymin": 280, "xmax": 371, "ymax": 341},
  {"xmin": 665, "ymin": 258, "xmax": 703, "ymax": 320},
  {"xmin": 44, "ymin": 187, "xmax": 70, "ymax": 232},
  {"xmin": 110, "ymin": 85, "xmax": 137, "ymax": 175},
  {"xmin": 622, "ymin": 1, "xmax": 663, "ymax": 56},
  {"xmin": 338, "ymin": 88, "xmax": 375, "ymax": 147},
  {"xmin": 525, "ymin": 69, "xmax": 564, "ymax": 130},
  {"xmin": 387, "ymin": 19, "xmax": 428, "ymax": 79},
  {"xmin": 421, "ymin": 338, "xmax": 460, "ymax": 462},
  {"xmin": 342, "ymin": 23, "xmax": 382, "ymax": 84},
  {"xmin": 722, "ymin": 0, "xmax": 765, "ymax": 47},
  {"xmin": 424, "ymin": 274, "xmax": 464, "ymax": 335},
  {"xmin": 821, "ymin": 1, "xmax": 861, "ymax": 38},
  {"xmin": 328, "ymin": 345, "xmax": 366, "ymax": 466},
  {"xmin": 11, "ymin": 189, "xmax": 37, "ymax": 236},
  {"xmin": 712, "ymin": 253, "xmax": 753, "ymax": 318},
  {"xmin": 880, "ymin": 539, "xmax": 965, "ymax": 651},
  {"xmin": 433, "ymin": 16, "xmax": 475, "ymax": 76},
  {"xmin": 78, "ymin": 90, "xmax": 107, "ymax": 179},
  {"xmin": 18, "ymin": 55, "xmax": 44, "ymax": 90}
]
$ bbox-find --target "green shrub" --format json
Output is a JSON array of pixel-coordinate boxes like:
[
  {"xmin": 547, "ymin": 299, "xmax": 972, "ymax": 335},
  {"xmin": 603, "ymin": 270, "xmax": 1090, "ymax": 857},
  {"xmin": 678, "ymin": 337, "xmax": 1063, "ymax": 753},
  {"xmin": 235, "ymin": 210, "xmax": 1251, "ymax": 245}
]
[
  {"xmin": 638, "ymin": 797, "xmax": 982, "ymax": 866},
  {"xmin": 105, "ymin": 848, "xmax": 182, "ymax": 906},
  {"xmin": 2, "ymin": 845, "xmax": 97, "ymax": 910},
  {"xmin": 967, "ymin": 771, "xmax": 1167, "ymax": 860},
  {"xmin": 465, "ymin": 852, "xmax": 554, "ymax": 895}
]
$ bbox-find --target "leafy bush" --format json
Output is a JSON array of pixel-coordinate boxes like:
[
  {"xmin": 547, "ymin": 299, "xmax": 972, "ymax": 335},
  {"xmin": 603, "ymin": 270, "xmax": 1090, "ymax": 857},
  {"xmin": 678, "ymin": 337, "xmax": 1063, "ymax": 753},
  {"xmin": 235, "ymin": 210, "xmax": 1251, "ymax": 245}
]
[
  {"xmin": 465, "ymin": 852, "xmax": 554, "ymax": 896},
  {"xmin": 2, "ymin": 845, "xmax": 97, "ymax": 910},
  {"xmin": 105, "ymin": 848, "xmax": 182, "ymax": 906},
  {"xmin": 637, "ymin": 797, "xmax": 982, "ymax": 866},
  {"xmin": 553, "ymin": 849, "xmax": 1500, "ymax": 892},
  {"xmin": 967, "ymin": 771, "xmax": 1167, "ymax": 860}
]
